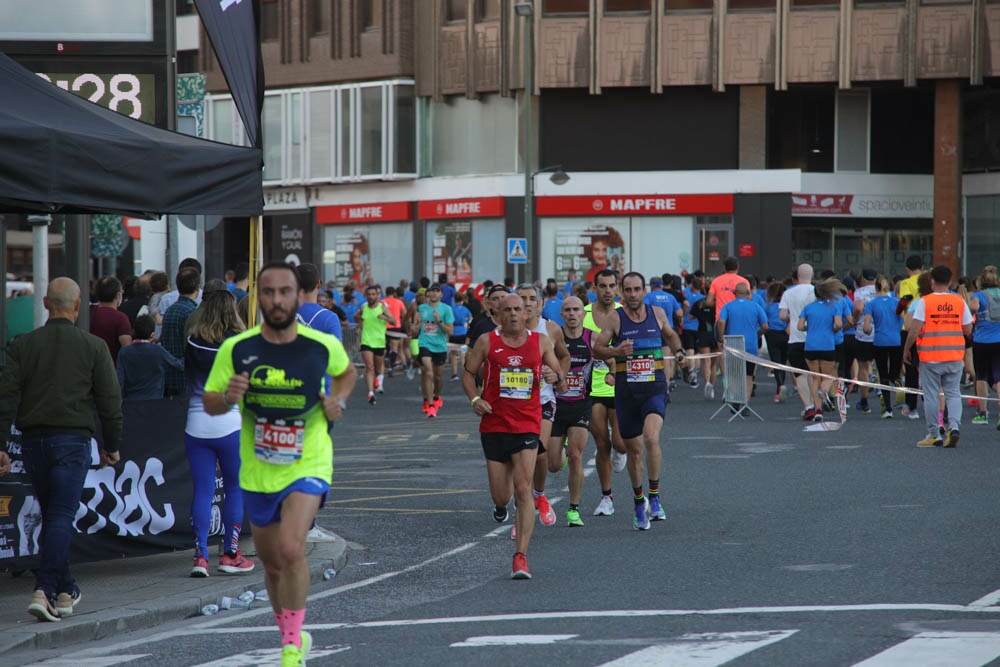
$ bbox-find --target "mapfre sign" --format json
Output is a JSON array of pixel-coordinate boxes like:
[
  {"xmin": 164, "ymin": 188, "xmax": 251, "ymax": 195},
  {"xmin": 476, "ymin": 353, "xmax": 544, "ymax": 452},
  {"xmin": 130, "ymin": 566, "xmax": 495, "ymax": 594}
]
[{"xmin": 536, "ymin": 194, "xmax": 734, "ymax": 216}]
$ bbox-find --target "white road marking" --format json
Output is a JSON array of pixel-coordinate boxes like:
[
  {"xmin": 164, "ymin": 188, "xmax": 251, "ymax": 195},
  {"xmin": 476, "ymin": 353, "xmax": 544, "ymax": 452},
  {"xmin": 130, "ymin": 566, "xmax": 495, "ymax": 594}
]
[
  {"xmin": 191, "ymin": 646, "xmax": 349, "ymax": 666},
  {"xmin": 23, "ymin": 657, "xmax": 150, "ymax": 666},
  {"xmin": 853, "ymin": 631, "xmax": 1000, "ymax": 666},
  {"xmin": 782, "ymin": 564, "xmax": 854, "ymax": 572},
  {"xmin": 969, "ymin": 588, "xmax": 1000, "ymax": 608},
  {"xmin": 452, "ymin": 634, "xmax": 577, "ymax": 647},
  {"xmin": 597, "ymin": 630, "xmax": 798, "ymax": 666},
  {"xmin": 692, "ymin": 455, "xmax": 752, "ymax": 459}
]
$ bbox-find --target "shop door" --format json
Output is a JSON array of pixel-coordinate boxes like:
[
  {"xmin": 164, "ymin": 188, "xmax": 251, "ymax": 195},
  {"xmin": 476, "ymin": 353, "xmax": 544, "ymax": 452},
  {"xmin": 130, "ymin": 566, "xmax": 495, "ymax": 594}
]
[
  {"xmin": 833, "ymin": 229, "xmax": 883, "ymax": 277},
  {"xmin": 699, "ymin": 226, "xmax": 731, "ymax": 276}
]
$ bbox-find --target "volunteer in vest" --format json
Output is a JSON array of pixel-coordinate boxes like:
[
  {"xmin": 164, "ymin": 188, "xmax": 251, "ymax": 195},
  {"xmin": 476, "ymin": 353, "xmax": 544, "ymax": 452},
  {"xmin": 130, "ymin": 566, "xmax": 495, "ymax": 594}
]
[
  {"xmin": 415, "ymin": 283, "xmax": 454, "ymax": 417},
  {"xmin": 203, "ymin": 262, "xmax": 357, "ymax": 667},
  {"xmin": 903, "ymin": 265, "xmax": 973, "ymax": 448},
  {"xmin": 545, "ymin": 296, "xmax": 594, "ymax": 527},
  {"xmin": 593, "ymin": 272, "xmax": 685, "ymax": 531},
  {"xmin": 968, "ymin": 265, "xmax": 1000, "ymax": 427},
  {"xmin": 356, "ymin": 284, "xmax": 397, "ymax": 406},
  {"xmin": 584, "ymin": 269, "xmax": 628, "ymax": 518},
  {"xmin": 516, "ymin": 283, "xmax": 570, "ymax": 528},
  {"xmin": 462, "ymin": 292, "xmax": 565, "ymax": 579}
]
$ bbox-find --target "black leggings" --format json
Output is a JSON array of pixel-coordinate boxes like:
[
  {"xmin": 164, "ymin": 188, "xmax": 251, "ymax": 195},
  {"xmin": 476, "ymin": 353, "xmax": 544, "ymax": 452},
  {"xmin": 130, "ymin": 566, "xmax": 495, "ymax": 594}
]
[
  {"xmin": 873, "ymin": 345, "xmax": 903, "ymax": 411},
  {"xmin": 764, "ymin": 330, "xmax": 789, "ymax": 393}
]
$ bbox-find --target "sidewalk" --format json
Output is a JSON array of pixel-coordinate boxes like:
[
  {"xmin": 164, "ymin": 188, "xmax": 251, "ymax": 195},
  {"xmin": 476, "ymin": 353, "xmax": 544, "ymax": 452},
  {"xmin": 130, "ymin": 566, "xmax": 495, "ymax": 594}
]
[{"xmin": 0, "ymin": 533, "xmax": 348, "ymax": 657}]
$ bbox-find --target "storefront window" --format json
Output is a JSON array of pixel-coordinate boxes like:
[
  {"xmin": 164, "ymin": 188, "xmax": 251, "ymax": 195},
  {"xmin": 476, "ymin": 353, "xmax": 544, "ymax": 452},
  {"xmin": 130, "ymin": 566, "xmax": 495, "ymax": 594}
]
[
  {"xmin": 425, "ymin": 219, "xmax": 505, "ymax": 284},
  {"xmin": 323, "ymin": 224, "xmax": 413, "ymax": 288},
  {"xmin": 966, "ymin": 196, "xmax": 1000, "ymax": 276},
  {"xmin": 791, "ymin": 227, "xmax": 832, "ymax": 274}
]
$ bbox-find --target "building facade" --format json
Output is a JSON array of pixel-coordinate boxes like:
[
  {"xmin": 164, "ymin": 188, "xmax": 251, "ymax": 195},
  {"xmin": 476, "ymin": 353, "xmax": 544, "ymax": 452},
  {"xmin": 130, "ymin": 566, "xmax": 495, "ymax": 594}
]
[{"xmin": 198, "ymin": 0, "xmax": 1000, "ymax": 286}]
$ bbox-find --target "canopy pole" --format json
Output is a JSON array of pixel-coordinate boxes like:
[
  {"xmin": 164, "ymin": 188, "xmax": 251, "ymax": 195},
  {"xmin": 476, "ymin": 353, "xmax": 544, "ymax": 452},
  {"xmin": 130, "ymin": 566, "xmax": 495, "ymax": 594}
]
[{"xmin": 247, "ymin": 215, "xmax": 261, "ymax": 325}]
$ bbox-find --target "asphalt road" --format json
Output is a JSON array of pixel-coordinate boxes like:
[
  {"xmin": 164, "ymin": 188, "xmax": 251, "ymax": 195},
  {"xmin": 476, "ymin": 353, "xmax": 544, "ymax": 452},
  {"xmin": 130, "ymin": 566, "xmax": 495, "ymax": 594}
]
[{"xmin": 17, "ymin": 370, "xmax": 1000, "ymax": 666}]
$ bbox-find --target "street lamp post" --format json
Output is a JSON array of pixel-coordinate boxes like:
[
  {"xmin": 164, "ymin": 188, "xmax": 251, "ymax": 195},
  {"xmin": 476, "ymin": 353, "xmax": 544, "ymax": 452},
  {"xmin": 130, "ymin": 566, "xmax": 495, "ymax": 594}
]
[{"xmin": 515, "ymin": 2, "xmax": 535, "ymax": 282}]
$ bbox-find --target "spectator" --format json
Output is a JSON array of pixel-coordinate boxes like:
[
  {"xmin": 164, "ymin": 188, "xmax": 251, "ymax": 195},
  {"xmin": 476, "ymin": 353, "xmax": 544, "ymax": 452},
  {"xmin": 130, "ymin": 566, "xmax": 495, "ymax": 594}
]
[
  {"xmin": 117, "ymin": 315, "xmax": 183, "ymax": 400},
  {"xmin": 449, "ymin": 291, "xmax": 473, "ymax": 381},
  {"xmin": 224, "ymin": 268, "xmax": 236, "ymax": 291},
  {"xmin": 439, "ymin": 273, "xmax": 456, "ymax": 307},
  {"xmin": 341, "ymin": 286, "xmax": 361, "ymax": 323},
  {"xmin": 159, "ymin": 258, "xmax": 203, "ymax": 313},
  {"xmin": 162, "ymin": 267, "xmax": 202, "ymax": 396},
  {"xmin": 89, "ymin": 275, "xmax": 132, "ymax": 366},
  {"xmin": 296, "ymin": 263, "xmax": 342, "ymax": 341},
  {"xmin": 146, "ymin": 271, "xmax": 170, "ymax": 336},
  {"xmin": 231, "ymin": 262, "xmax": 250, "ymax": 302},
  {"xmin": 118, "ymin": 275, "xmax": 150, "ymax": 326}
]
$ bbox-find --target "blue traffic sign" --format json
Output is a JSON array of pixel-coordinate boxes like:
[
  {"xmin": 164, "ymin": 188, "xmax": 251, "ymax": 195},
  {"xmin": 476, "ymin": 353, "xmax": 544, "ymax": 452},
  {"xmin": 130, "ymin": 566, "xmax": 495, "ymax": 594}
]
[{"xmin": 507, "ymin": 237, "xmax": 527, "ymax": 264}]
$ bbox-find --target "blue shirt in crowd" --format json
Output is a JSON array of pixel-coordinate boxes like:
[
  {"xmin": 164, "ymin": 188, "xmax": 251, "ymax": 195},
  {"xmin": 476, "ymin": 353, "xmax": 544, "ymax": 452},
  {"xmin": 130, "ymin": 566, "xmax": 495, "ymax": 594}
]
[
  {"xmin": 801, "ymin": 300, "xmax": 839, "ymax": 351},
  {"xmin": 972, "ymin": 290, "xmax": 1000, "ymax": 343},
  {"xmin": 541, "ymin": 297, "xmax": 564, "ymax": 326},
  {"xmin": 864, "ymin": 295, "xmax": 902, "ymax": 347},
  {"xmin": 718, "ymin": 298, "xmax": 767, "ymax": 355}
]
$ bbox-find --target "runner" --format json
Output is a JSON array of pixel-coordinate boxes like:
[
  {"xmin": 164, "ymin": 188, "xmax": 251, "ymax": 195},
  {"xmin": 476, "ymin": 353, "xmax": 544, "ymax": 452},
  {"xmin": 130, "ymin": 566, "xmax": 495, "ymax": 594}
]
[
  {"xmin": 462, "ymin": 293, "xmax": 565, "ymax": 579},
  {"xmin": 593, "ymin": 272, "xmax": 685, "ymax": 530},
  {"xmin": 516, "ymin": 283, "xmax": 570, "ymax": 527},
  {"xmin": 382, "ymin": 286, "xmax": 408, "ymax": 373},
  {"xmin": 584, "ymin": 269, "xmax": 629, "ymax": 517},
  {"xmin": 203, "ymin": 262, "xmax": 357, "ymax": 667},
  {"xmin": 415, "ymin": 283, "xmax": 454, "ymax": 417},
  {"xmin": 356, "ymin": 284, "xmax": 396, "ymax": 405},
  {"xmin": 545, "ymin": 296, "xmax": 594, "ymax": 526}
]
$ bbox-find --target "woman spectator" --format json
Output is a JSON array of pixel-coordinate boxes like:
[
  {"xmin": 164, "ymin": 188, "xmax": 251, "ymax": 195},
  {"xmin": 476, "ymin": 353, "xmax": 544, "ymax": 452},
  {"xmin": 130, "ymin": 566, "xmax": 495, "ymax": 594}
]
[
  {"xmin": 968, "ymin": 266, "xmax": 1000, "ymax": 426},
  {"xmin": 863, "ymin": 277, "xmax": 903, "ymax": 419},
  {"xmin": 798, "ymin": 278, "xmax": 845, "ymax": 421},
  {"xmin": 764, "ymin": 281, "xmax": 788, "ymax": 402},
  {"xmin": 184, "ymin": 289, "xmax": 253, "ymax": 578},
  {"xmin": 146, "ymin": 271, "xmax": 170, "ymax": 338}
]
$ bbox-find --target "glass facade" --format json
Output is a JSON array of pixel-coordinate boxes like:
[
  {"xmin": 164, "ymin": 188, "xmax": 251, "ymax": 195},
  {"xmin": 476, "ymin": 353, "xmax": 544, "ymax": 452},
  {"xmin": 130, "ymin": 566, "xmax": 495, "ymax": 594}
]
[{"xmin": 322, "ymin": 223, "xmax": 413, "ymax": 289}]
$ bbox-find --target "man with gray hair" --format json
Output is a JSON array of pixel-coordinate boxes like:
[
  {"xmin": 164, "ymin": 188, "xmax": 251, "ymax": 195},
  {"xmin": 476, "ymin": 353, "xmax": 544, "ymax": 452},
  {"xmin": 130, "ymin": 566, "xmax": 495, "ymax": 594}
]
[
  {"xmin": 780, "ymin": 263, "xmax": 818, "ymax": 420},
  {"xmin": 0, "ymin": 278, "xmax": 122, "ymax": 622}
]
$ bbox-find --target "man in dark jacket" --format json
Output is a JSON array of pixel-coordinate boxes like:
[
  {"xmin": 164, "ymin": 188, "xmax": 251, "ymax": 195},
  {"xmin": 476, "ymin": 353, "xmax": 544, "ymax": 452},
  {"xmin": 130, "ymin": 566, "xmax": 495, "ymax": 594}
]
[{"xmin": 0, "ymin": 277, "xmax": 122, "ymax": 622}]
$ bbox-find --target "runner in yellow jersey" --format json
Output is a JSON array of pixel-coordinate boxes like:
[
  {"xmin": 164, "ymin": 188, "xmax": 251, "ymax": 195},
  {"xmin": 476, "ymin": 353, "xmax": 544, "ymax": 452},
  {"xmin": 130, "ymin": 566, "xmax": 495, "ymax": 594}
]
[
  {"xmin": 203, "ymin": 262, "xmax": 356, "ymax": 667},
  {"xmin": 356, "ymin": 284, "xmax": 397, "ymax": 405},
  {"xmin": 584, "ymin": 269, "xmax": 628, "ymax": 517}
]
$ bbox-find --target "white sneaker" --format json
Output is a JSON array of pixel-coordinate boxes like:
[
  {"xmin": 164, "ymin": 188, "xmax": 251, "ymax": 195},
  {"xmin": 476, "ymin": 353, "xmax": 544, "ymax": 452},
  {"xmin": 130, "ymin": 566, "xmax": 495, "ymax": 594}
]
[
  {"xmin": 593, "ymin": 495, "xmax": 615, "ymax": 516},
  {"xmin": 704, "ymin": 382, "xmax": 715, "ymax": 400},
  {"xmin": 611, "ymin": 449, "xmax": 627, "ymax": 473},
  {"xmin": 306, "ymin": 525, "xmax": 337, "ymax": 543},
  {"xmin": 907, "ymin": 409, "xmax": 921, "ymax": 420}
]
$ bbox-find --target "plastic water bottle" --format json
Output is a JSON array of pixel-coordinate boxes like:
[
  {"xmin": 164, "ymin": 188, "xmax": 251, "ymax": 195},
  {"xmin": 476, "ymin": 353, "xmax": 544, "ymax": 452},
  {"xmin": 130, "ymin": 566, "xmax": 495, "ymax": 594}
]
[
  {"xmin": 460, "ymin": 344, "xmax": 468, "ymax": 355},
  {"xmin": 254, "ymin": 589, "xmax": 270, "ymax": 602},
  {"xmin": 323, "ymin": 568, "xmax": 337, "ymax": 581},
  {"xmin": 201, "ymin": 604, "xmax": 220, "ymax": 616},
  {"xmin": 220, "ymin": 591, "xmax": 255, "ymax": 610}
]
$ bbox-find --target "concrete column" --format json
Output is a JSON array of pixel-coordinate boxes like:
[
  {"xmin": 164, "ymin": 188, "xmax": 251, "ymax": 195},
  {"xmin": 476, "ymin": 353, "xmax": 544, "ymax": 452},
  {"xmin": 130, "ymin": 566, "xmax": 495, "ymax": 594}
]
[
  {"xmin": 739, "ymin": 86, "xmax": 767, "ymax": 170},
  {"xmin": 932, "ymin": 79, "xmax": 961, "ymax": 274}
]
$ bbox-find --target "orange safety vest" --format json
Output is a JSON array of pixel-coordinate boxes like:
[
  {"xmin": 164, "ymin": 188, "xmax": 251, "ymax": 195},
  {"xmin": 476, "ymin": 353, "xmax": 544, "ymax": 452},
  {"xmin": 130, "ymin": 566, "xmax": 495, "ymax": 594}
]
[{"xmin": 915, "ymin": 292, "xmax": 966, "ymax": 363}]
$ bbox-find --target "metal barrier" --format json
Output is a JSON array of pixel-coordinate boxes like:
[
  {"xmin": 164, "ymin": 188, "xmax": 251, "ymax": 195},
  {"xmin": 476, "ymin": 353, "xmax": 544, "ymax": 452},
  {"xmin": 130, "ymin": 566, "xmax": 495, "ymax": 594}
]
[
  {"xmin": 711, "ymin": 334, "xmax": 763, "ymax": 422},
  {"xmin": 341, "ymin": 325, "xmax": 363, "ymax": 366}
]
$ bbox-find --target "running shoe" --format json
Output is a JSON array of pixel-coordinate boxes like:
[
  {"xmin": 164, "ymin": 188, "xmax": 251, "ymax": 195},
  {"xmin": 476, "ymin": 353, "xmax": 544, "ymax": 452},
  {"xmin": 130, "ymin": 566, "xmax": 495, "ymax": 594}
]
[
  {"xmin": 880, "ymin": 410, "xmax": 893, "ymax": 420},
  {"xmin": 374, "ymin": 377, "xmax": 381, "ymax": 392},
  {"xmin": 612, "ymin": 449, "xmax": 627, "ymax": 473},
  {"xmin": 974, "ymin": 412, "xmax": 989, "ymax": 425},
  {"xmin": 426, "ymin": 404, "xmax": 438, "ymax": 418},
  {"xmin": 449, "ymin": 374, "xmax": 460, "ymax": 382},
  {"xmin": 916, "ymin": 434, "xmax": 943, "ymax": 448},
  {"xmin": 510, "ymin": 524, "xmax": 516, "ymax": 540},
  {"xmin": 668, "ymin": 380, "xmax": 677, "ymax": 392},
  {"xmin": 802, "ymin": 407, "xmax": 817, "ymax": 421},
  {"xmin": 367, "ymin": 392, "xmax": 376, "ymax": 406},
  {"xmin": 566, "ymin": 509, "xmax": 584, "ymax": 527},
  {"xmin": 819, "ymin": 390, "xmax": 835, "ymax": 412},
  {"xmin": 593, "ymin": 495, "xmax": 615, "ymax": 516},
  {"xmin": 405, "ymin": 366, "xmax": 416, "ymax": 380},
  {"xmin": 219, "ymin": 549, "xmax": 255, "ymax": 574},
  {"xmin": 190, "ymin": 556, "xmax": 209, "ymax": 578},
  {"xmin": 773, "ymin": 393, "xmax": 781, "ymax": 403},
  {"xmin": 633, "ymin": 498, "xmax": 651, "ymax": 531},
  {"xmin": 421, "ymin": 400, "xmax": 429, "ymax": 414},
  {"xmin": 855, "ymin": 401, "xmax": 871, "ymax": 414},
  {"xmin": 511, "ymin": 552, "xmax": 532, "ymax": 579},
  {"xmin": 27, "ymin": 589, "xmax": 60, "ymax": 622},
  {"xmin": 493, "ymin": 505, "xmax": 509, "ymax": 523},
  {"xmin": 55, "ymin": 587, "xmax": 82, "ymax": 617},
  {"xmin": 944, "ymin": 429, "xmax": 960, "ymax": 448},
  {"xmin": 306, "ymin": 525, "xmax": 337, "ymax": 542},
  {"xmin": 534, "ymin": 494, "xmax": 556, "ymax": 526},
  {"xmin": 704, "ymin": 382, "xmax": 715, "ymax": 400},
  {"xmin": 281, "ymin": 630, "xmax": 312, "ymax": 667},
  {"xmin": 900, "ymin": 405, "xmax": 910, "ymax": 417},
  {"xmin": 648, "ymin": 495, "xmax": 666, "ymax": 521},
  {"xmin": 907, "ymin": 409, "xmax": 921, "ymax": 420},
  {"xmin": 686, "ymin": 369, "xmax": 699, "ymax": 387},
  {"xmin": 812, "ymin": 410, "xmax": 823, "ymax": 422},
  {"xmin": 433, "ymin": 396, "xmax": 444, "ymax": 409}
]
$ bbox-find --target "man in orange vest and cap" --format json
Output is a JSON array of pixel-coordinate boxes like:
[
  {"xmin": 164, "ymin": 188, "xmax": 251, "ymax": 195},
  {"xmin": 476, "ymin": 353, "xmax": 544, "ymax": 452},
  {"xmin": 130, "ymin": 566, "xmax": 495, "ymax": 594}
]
[{"xmin": 903, "ymin": 265, "xmax": 973, "ymax": 448}]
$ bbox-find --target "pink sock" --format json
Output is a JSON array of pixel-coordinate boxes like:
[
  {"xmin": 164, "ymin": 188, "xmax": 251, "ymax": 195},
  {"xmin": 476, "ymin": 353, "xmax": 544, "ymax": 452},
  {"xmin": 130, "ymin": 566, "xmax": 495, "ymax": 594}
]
[
  {"xmin": 274, "ymin": 611, "xmax": 284, "ymax": 638},
  {"xmin": 280, "ymin": 608, "xmax": 306, "ymax": 648}
]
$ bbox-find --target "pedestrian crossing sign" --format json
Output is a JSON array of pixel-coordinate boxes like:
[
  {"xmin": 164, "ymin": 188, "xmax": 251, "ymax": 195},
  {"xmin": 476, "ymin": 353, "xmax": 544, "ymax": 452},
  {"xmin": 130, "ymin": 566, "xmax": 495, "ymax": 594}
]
[{"xmin": 507, "ymin": 237, "xmax": 527, "ymax": 264}]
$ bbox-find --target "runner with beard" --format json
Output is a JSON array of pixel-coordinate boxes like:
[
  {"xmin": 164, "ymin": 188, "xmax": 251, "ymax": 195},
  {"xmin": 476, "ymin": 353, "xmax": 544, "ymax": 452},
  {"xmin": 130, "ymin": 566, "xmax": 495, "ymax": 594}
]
[
  {"xmin": 203, "ymin": 262, "xmax": 357, "ymax": 667},
  {"xmin": 356, "ymin": 284, "xmax": 396, "ymax": 405},
  {"xmin": 593, "ymin": 272, "xmax": 685, "ymax": 531}
]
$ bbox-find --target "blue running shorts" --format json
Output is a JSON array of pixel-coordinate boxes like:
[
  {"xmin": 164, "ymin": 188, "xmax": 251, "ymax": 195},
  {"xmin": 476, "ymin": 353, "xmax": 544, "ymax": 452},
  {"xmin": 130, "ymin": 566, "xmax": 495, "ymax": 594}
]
[
  {"xmin": 614, "ymin": 382, "xmax": 668, "ymax": 440},
  {"xmin": 243, "ymin": 477, "xmax": 330, "ymax": 527}
]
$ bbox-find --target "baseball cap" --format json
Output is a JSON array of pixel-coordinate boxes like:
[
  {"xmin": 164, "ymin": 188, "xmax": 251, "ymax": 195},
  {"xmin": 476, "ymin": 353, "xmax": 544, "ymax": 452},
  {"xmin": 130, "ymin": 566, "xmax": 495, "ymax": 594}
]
[
  {"xmin": 650, "ymin": 277, "xmax": 663, "ymax": 286},
  {"xmin": 861, "ymin": 268, "xmax": 877, "ymax": 281},
  {"xmin": 428, "ymin": 283, "xmax": 442, "ymax": 291},
  {"xmin": 409, "ymin": 280, "xmax": 419, "ymax": 290}
]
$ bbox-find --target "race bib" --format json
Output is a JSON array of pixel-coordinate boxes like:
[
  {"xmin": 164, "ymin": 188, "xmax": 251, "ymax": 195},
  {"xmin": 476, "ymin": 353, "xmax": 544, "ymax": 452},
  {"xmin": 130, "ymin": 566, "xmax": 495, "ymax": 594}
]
[
  {"xmin": 499, "ymin": 366, "xmax": 533, "ymax": 400},
  {"xmin": 253, "ymin": 418, "xmax": 305, "ymax": 465},
  {"xmin": 561, "ymin": 370, "xmax": 585, "ymax": 398},
  {"xmin": 423, "ymin": 321, "xmax": 438, "ymax": 335},
  {"xmin": 625, "ymin": 355, "xmax": 656, "ymax": 383}
]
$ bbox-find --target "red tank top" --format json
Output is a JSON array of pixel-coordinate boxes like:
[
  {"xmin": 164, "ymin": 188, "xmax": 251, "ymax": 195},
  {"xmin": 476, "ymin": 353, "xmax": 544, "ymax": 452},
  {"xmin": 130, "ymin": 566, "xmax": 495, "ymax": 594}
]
[{"xmin": 480, "ymin": 329, "xmax": 543, "ymax": 434}]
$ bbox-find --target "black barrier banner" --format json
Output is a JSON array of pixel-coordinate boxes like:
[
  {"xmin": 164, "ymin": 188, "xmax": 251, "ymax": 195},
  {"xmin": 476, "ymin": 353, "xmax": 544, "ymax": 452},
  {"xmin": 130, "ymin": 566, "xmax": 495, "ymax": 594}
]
[{"xmin": 0, "ymin": 398, "xmax": 230, "ymax": 570}]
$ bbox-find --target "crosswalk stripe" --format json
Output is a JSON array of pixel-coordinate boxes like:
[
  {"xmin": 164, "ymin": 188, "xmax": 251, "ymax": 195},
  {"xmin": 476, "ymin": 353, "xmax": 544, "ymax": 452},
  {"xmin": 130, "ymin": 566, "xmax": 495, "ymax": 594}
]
[
  {"xmin": 853, "ymin": 632, "xmax": 1000, "ymax": 667},
  {"xmin": 596, "ymin": 630, "xmax": 798, "ymax": 666},
  {"xmin": 452, "ymin": 634, "xmax": 577, "ymax": 646},
  {"xmin": 23, "ymin": 657, "xmax": 150, "ymax": 666}
]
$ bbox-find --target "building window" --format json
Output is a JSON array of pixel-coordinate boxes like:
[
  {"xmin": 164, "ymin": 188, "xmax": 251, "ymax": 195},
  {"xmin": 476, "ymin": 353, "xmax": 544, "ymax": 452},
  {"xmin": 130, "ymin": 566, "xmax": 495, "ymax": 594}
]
[
  {"xmin": 606, "ymin": 0, "xmax": 651, "ymax": 10},
  {"xmin": 308, "ymin": 0, "xmax": 330, "ymax": 36},
  {"xmin": 728, "ymin": 0, "xmax": 774, "ymax": 8},
  {"xmin": 362, "ymin": 0, "xmax": 382, "ymax": 29},
  {"xmin": 791, "ymin": 0, "xmax": 837, "ymax": 6},
  {"xmin": 477, "ymin": 0, "xmax": 501, "ymax": 18},
  {"xmin": 767, "ymin": 88, "xmax": 835, "ymax": 173},
  {"xmin": 446, "ymin": 0, "xmax": 468, "ymax": 21},
  {"xmin": 665, "ymin": 0, "xmax": 712, "ymax": 10},
  {"xmin": 544, "ymin": 0, "xmax": 589, "ymax": 13},
  {"xmin": 261, "ymin": 0, "xmax": 279, "ymax": 42}
]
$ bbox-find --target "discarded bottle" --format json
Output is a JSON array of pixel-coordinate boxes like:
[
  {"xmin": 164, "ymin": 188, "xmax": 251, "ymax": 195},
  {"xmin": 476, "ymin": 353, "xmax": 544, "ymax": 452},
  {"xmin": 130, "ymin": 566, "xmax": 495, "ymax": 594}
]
[
  {"xmin": 254, "ymin": 589, "xmax": 270, "ymax": 602},
  {"xmin": 220, "ymin": 591, "xmax": 254, "ymax": 610},
  {"xmin": 323, "ymin": 568, "xmax": 337, "ymax": 581},
  {"xmin": 201, "ymin": 604, "xmax": 220, "ymax": 616}
]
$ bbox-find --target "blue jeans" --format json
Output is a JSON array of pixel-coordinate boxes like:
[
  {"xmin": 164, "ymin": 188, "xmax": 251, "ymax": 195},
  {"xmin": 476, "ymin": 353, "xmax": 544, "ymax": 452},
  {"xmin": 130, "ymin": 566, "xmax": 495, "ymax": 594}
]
[{"xmin": 21, "ymin": 434, "xmax": 91, "ymax": 596}]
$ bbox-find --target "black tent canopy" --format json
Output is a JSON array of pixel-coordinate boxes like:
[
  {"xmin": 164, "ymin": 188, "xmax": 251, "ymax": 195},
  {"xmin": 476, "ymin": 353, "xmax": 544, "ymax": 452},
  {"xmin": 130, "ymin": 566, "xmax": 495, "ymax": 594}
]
[{"xmin": 0, "ymin": 52, "xmax": 262, "ymax": 219}]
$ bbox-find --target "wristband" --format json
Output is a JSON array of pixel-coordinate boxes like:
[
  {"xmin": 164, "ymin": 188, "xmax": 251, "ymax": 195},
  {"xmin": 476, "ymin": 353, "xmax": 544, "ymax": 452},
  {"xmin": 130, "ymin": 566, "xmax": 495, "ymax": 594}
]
[
  {"xmin": 337, "ymin": 397, "xmax": 347, "ymax": 410},
  {"xmin": 471, "ymin": 396, "xmax": 481, "ymax": 406},
  {"xmin": 223, "ymin": 391, "xmax": 238, "ymax": 408}
]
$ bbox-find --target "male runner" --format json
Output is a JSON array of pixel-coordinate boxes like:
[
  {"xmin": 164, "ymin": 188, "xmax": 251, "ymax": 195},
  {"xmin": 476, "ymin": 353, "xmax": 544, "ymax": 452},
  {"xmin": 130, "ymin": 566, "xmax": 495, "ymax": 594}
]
[
  {"xmin": 203, "ymin": 262, "xmax": 356, "ymax": 667},
  {"xmin": 382, "ymin": 286, "xmax": 408, "ymax": 372},
  {"xmin": 357, "ymin": 284, "xmax": 396, "ymax": 405},
  {"xmin": 546, "ymin": 296, "xmax": 594, "ymax": 526},
  {"xmin": 594, "ymin": 272, "xmax": 685, "ymax": 531},
  {"xmin": 463, "ymin": 293, "xmax": 564, "ymax": 579},
  {"xmin": 516, "ymin": 283, "xmax": 570, "ymax": 527},
  {"xmin": 584, "ymin": 269, "xmax": 628, "ymax": 517},
  {"xmin": 415, "ymin": 283, "xmax": 454, "ymax": 417}
]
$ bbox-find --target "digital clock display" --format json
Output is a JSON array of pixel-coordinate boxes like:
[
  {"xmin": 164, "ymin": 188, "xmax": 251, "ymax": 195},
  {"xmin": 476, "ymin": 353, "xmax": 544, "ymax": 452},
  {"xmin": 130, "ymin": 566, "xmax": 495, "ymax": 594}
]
[{"xmin": 36, "ymin": 72, "xmax": 155, "ymax": 123}]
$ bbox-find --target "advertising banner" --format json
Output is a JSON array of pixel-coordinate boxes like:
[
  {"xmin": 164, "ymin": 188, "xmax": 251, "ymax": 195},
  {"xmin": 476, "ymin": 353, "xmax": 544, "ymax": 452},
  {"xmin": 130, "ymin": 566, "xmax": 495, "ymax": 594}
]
[
  {"xmin": 432, "ymin": 221, "xmax": 473, "ymax": 284},
  {"xmin": 333, "ymin": 230, "xmax": 373, "ymax": 287},
  {"xmin": 553, "ymin": 223, "xmax": 628, "ymax": 284}
]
